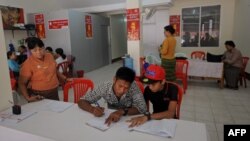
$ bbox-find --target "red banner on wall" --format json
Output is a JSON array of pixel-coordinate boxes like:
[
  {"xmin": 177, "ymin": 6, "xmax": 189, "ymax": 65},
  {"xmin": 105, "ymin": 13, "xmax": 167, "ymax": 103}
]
[
  {"xmin": 35, "ymin": 14, "xmax": 46, "ymax": 39},
  {"xmin": 48, "ymin": 19, "xmax": 68, "ymax": 29},
  {"xmin": 127, "ymin": 8, "xmax": 140, "ymax": 41},
  {"xmin": 170, "ymin": 15, "xmax": 180, "ymax": 36},
  {"xmin": 85, "ymin": 15, "xmax": 93, "ymax": 39}
]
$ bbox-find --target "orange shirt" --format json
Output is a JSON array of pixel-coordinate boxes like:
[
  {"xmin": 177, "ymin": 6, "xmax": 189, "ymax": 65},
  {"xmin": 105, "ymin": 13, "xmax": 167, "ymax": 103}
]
[
  {"xmin": 160, "ymin": 36, "xmax": 176, "ymax": 59},
  {"xmin": 20, "ymin": 53, "xmax": 59, "ymax": 91}
]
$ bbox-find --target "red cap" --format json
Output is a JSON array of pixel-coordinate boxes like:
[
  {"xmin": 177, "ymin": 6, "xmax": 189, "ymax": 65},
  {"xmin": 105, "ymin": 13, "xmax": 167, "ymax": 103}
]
[{"xmin": 141, "ymin": 64, "xmax": 165, "ymax": 84}]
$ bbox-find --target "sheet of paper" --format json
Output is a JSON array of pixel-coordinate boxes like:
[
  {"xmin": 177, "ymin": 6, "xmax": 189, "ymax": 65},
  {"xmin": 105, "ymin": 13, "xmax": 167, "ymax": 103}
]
[
  {"xmin": 131, "ymin": 119, "xmax": 176, "ymax": 138},
  {"xmin": 34, "ymin": 100, "xmax": 74, "ymax": 113},
  {"xmin": 85, "ymin": 109, "xmax": 115, "ymax": 131},
  {"xmin": 0, "ymin": 108, "xmax": 37, "ymax": 124}
]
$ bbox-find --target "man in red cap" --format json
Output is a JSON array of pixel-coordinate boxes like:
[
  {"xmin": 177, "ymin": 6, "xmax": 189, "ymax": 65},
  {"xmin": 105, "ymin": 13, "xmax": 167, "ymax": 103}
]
[{"xmin": 128, "ymin": 64, "xmax": 178, "ymax": 127}]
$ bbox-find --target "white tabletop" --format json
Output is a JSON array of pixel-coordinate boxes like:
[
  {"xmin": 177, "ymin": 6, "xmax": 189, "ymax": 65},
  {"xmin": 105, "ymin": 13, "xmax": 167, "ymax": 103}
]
[
  {"xmin": 1, "ymin": 100, "xmax": 208, "ymax": 141},
  {"xmin": 188, "ymin": 59, "xmax": 223, "ymax": 78}
]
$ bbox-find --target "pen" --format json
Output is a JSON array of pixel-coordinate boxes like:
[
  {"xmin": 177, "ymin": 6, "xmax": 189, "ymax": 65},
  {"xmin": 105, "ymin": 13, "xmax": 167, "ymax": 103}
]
[{"xmin": 95, "ymin": 102, "xmax": 100, "ymax": 107}]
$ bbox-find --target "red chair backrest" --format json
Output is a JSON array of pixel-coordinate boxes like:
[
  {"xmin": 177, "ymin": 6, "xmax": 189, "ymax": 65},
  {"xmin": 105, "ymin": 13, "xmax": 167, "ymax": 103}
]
[
  {"xmin": 63, "ymin": 78, "xmax": 94, "ymax": 103},
  {"xmin": 176, "ymin": 60, "xmax": 189, "ymax": 78},
  {"xmin": 135, "ymin": 80, "xmax": 144, "ymax": 93},
  {"xmin": 167, "ymin": 82, "xmax": 183, "ymax": 119},
  {"xmin": 57, "ymin": 61, "xmax": 71, "ymax": 77},
  {"xmin": 191, "ymin": 51, "xmax": 206, "ymax": 60},
  {"xmin": 135, "ymin": 80, "xmax": 150, "ymax": 111},
  {"xmin": 242, "ymin": 57, "xmax": 249, "ymax": 71}
]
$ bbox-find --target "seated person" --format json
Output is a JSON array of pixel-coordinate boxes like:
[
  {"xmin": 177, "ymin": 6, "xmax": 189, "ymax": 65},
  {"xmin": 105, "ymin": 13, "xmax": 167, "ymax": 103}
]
[
  {"xmin": 222, "ymin": 40, "xmax": 243, "ymax": 90},
  {"xmin": 78, "ymin": 67, "xmax": 147, "ymax": 126},
  {"xmin": 7, "ymin": 51, "xmax": 20, "ymax": 78},
  {"xmin": 17, "ymin": 45, "xmax": 28, "ymax": 65},
  {"xmin": 45, "ymin": 46, "xmax": 55, "ymax": 58},
  {"xmin": 55, "ymin": 48, "xmax": 67, "ymax": 64},
  {"xmin": 128, "ymin": 65, "xmax": 178, "ymax": 127}
]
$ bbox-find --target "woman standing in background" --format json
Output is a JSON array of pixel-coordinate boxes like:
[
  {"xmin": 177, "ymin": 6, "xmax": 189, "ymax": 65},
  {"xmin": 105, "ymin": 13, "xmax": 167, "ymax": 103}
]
[{"xmin": 160, "ymin": 25, "xmax": 176, "ymax": 81}]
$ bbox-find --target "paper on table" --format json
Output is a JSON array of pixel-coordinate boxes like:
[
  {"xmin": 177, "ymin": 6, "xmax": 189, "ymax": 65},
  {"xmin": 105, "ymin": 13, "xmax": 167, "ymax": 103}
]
[
  {"xmin": 0, "ymin": 108, "xmax": 37, "ymax": 124},
  {"xmin": 86, "ymin": 109, "xmax": 115, "ymax": 131},
  {"xmin": 129, "ymin": 119, "xmax": 177, "ymax": 138},
  {"xmin": 34, "ymin": 100, "xmax": 74, "ymax": 113}
]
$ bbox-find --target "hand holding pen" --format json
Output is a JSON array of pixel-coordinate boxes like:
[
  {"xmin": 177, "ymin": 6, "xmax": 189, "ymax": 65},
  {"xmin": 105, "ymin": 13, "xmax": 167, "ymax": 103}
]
[{"xmin": 92, "ymin": 102, "xmax": 105, "ymax": 117}]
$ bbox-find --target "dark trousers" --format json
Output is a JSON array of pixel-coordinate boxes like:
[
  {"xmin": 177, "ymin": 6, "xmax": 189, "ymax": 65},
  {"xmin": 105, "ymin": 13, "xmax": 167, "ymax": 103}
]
[
  {"xmin": 28, "ymin": 87, "xmax": 59, "ymax": 100},
  {"xmin": 224, "ymin": 65, "xmax": 241, "ymax": 88}
]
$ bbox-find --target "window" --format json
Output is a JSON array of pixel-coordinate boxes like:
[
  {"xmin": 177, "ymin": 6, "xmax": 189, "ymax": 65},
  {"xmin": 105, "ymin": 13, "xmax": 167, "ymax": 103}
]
[{"xmin": 181, "ymin": 5, "xmax": 221, "ymax": 47}]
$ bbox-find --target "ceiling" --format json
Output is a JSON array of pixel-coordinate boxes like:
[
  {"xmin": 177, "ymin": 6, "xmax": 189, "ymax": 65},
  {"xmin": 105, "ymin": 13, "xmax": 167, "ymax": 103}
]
[
  {"xmin": 55, "ymin": 0, "xmax": 125, "ymax": 9},
  {"xmin": 54, "ymin": 0, "xmax": 173, "ymax": 13}
]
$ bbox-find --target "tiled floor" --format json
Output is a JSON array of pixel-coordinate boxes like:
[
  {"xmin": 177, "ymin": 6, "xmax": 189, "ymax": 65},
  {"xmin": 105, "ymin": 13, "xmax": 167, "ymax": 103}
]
[{"xmin": 17, "ymin": 61, "xmax": 250, "ymax": 141}]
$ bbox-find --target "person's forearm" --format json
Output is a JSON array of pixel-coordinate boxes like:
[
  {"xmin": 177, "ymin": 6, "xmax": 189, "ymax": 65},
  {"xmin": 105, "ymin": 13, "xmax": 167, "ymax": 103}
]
[
  {"xmin": 77, "ymin": 99, "xmax": 95, "ymax": 113},
  {"xmin": 19, "ymin": 82, "xmax": 30, "ymax": 101},
  {"xmin": 150, "ymin": 111, "xmax": 175, "ymax": 120},
  {"xmin": 57, "ymin": 71, "xmax": 67, "ymax": 82},
  {"xmin": 127, "ymin": 107, "xmax": 140, "ymax": 115}
]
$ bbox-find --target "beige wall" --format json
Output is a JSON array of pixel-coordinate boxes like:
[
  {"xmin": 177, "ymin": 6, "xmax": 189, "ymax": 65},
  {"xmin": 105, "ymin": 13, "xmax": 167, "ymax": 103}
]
[
  {"xmin": 233, "ymin": 0, "xmax": 250, "ymax": 72},
  {"xmin": 0, "ymin": 11, "xmax": 13, "ymax": 111},
  {"xmin": 169, "ymin": 0, "xmax": 236, "ymax": 58}
]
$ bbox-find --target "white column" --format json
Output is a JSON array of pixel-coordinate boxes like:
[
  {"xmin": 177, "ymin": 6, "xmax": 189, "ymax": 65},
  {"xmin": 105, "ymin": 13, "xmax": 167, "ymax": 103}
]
[
  {"xmin": 0, "ymin": 11, "xmax": 13, "ymax": 111},
  {"xmin": 126, "ymin": 0, "xmax": 142, "ymax": 76}
]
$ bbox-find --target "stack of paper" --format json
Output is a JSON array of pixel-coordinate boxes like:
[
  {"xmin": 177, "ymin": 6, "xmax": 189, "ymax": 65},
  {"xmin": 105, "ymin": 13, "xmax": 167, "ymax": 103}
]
[{"xmin": 129, "ymin": 119, "xmax": 177, "ymax": 138}]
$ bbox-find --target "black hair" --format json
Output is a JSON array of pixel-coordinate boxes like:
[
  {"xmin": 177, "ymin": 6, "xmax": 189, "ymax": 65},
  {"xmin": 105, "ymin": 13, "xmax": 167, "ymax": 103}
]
[
  {"xmin": 115, "ymin": 67, "xmax": 135, "ymax": 84},
  {"xmin": 46, "ymin": 47, "xmax": 53, "ymax": 52},
  {"xmin": 19, "ymin": 45, "xmax": 26, "ymax": 50},
  {"xmin": 7, "ymin": 51, "xmax": 14, "ymax": 59},
  {"xmin": 26, "ymin": 37, "xmax": 44, "ymax": 50},
  {"xmin": 164, "ymin": 25, "xmax": 175, "ymax": 35},
  {"xmin": 55, "ymin": 48, "xmax": 66, "ymax": 59},
  {"xmin": 225, "ymin": 40, "xmax": 235, "ymax": 48}
]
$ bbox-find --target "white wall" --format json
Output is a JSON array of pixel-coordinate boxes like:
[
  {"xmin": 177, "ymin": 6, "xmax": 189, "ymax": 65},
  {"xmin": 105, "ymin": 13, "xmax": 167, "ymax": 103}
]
[
  {"xmin": 0, "ymin": 0, "xmax": 62, "ymax": 50},
  {"xmin": 142, "ymin": 9, "xmax": 169, "ymax": 58},
  {"xmin": 169, "ymin": 0, "xmax": 236, "ymax": 57},
  {"xmin": 233, "ymin": 0, "xmax": 250, "ymax": 72},
  {"xmin": 0, "ymin": 11, "xmax": 13, "ymax": 111},
  {"xmin": 110, "ymin": 14, "xmax": 127, "ymax": 59},
  {"xmin": 41, "ymin": 10, "xmax": 72, "ymax": 55}
]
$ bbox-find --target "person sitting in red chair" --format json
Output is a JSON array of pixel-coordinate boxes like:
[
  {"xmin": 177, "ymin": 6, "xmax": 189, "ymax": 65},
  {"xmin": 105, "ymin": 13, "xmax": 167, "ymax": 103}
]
[{"xmin": 128, "ymin": 64, "xmax": 179, "ymax": 127}]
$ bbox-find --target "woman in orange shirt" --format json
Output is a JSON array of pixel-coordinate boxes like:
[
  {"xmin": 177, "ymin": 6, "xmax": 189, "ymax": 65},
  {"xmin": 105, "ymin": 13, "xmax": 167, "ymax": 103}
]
[
  {"xmin": 19, "ymin": 37, "xmax": 67, "ymax": 102},
  {"xmin": 160, "ymin": 25, "xmax": 176, "ymax": 81}
]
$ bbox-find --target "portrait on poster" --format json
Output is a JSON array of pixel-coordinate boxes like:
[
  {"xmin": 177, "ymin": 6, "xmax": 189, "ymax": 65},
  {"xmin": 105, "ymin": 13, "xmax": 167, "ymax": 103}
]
[{"xmin": 0, "ymin": 6, "xmax": 25, "ymax": 29}]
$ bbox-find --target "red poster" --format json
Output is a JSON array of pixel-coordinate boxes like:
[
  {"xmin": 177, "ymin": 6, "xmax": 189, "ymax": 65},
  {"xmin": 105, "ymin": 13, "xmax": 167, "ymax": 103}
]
[
  {"xmin": 127, "ymin": 8, "xmax": 140, "ymax": 41},
  {"xmin": 35, "ymin": 14, "xmax": 46, "ymax": 39},
  {"xmin": 85, "ymin": 15, "xmax": 93, "ymax": 39},
  {"xmin": 48, "ymin": 19, "xmax": 68, "ymax": 29},
  {"xmin": 170, "ymin": 15, "xmax": 180, "ymax": 36}
]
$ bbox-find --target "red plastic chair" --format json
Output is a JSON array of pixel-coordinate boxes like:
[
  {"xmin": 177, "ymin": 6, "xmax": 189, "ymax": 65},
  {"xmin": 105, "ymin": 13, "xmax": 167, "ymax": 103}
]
[
  {"xmin": 191, "ymin": 51, "xmax": 206, "ymax": 60},
  {"xmin": 63, "ymin": 78, "xmax": 94, "ymax": 103},
  {"xmin": 167, "ymin": 82, "xmax": 183, "ymax": 119},
  {"xmin": 10, "ymin": 78, "xmax": 17, "ymax": 90},
  {"xmin": 135, "ymin": 80, "xmax": 149, "ymax": 110},
  {"xmin": 57, "ymin": 61, "xmax": 71, "ymax": 77},
  {"xmin": 239, "ymin": 57, "xmax": 249, "ymax": 88},
  {"xmin": 175, "ymin": 60, "xmax": 189, "ymax": 93}
]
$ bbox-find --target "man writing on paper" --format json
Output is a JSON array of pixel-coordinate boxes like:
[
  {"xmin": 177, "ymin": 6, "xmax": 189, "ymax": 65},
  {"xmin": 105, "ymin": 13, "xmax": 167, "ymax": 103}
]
[
  {"xmin": 128, "ymin": 65, "xmax": 178, "ymax": 127},
  {"xmin": 78, "ymin": 67, "xmax": 147, "ymax": 126}
]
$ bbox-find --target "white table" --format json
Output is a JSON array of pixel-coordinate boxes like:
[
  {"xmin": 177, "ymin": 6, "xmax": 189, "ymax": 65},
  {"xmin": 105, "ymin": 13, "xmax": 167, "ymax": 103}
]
[
  {"xmin": 188, "ymin": 59, "xmax": 224, "ymax": 88},
  {"xmin": 0, "ymin": 100, "xmax": 208, "ymax": 141}
]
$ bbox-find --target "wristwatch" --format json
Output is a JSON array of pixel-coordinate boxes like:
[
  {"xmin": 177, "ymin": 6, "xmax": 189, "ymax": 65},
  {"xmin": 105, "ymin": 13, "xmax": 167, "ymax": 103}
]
[
  {"xmin": 144, "ymin": 111, "xmax": 151, "ymax": 121},
  {"xmin": 123, "ymin": 108, "xmax": 129, "ymax": 116}
]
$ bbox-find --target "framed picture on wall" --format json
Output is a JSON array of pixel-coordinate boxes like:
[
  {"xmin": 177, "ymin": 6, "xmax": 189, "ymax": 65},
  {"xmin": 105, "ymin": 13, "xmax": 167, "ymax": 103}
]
[
  {"xmin": 181, "ymin": 5, "xmax": 221, "ymax": 47},
  {"xmin": 0, "ymin": 6, "xmax": 25, "ymax": 29}
]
